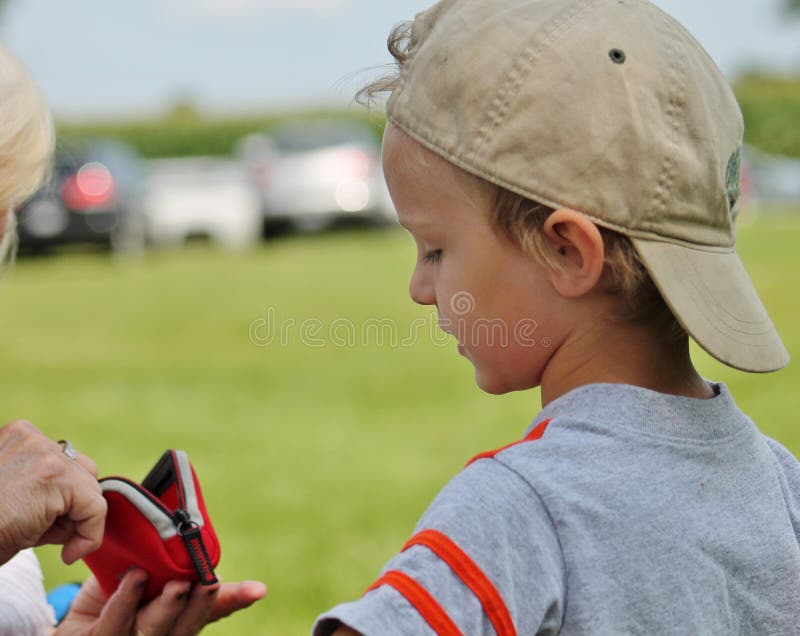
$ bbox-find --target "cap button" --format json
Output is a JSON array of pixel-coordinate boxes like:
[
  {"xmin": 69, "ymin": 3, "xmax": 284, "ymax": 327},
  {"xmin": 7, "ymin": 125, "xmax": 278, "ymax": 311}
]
[{"xmin": 609, "ymin": 48, "xmax": 627, "ymax": 64}]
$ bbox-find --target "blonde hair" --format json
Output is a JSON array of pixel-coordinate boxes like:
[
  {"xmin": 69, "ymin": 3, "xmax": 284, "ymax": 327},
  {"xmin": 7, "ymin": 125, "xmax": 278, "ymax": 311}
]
[
  {"xmin": 487, "ymin": 188, "xmax": 685, "ymax": 338},
  {"xmin": 0, "ymin": 42, "xmax": 55, "ymax": 212},
  {"xmin": 362, "ymin": 22, "xmax": 685, "ymax": 340}
]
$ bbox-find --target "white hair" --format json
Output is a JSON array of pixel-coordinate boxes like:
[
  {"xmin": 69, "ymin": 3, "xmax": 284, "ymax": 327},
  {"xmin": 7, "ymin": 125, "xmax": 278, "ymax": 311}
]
[{"xmin": 0, "ymin": 41, "xmax": 55, "ymax": 263}]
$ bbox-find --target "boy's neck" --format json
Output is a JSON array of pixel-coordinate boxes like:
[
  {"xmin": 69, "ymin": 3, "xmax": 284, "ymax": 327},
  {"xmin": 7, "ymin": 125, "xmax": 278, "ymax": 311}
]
[{"xmin": 540, "ymin": 323, "xmax": 714, "ymax": 407}]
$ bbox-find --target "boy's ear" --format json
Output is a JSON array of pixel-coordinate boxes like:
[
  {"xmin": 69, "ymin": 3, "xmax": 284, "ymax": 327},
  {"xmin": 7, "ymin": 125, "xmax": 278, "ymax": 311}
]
[{"xmin": 542, "ymin": 209, "xmax": 605, "ymax": 298}]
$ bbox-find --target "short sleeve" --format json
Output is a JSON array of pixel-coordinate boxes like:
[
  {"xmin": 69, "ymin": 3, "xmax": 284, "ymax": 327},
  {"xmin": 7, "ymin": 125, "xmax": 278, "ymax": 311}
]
[{"xmin": 313, "ymin": 458, "xmax": 565, "ymax": 636}]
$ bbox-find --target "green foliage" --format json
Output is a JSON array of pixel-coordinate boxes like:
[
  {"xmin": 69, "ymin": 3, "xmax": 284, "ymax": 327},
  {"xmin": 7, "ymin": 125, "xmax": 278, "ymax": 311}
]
[
  {"xmin": 2, "ymin": 210, "xmax": 798, "ymax": 633},
  {"xmin": 56, "ymin": 109, "xmax": 387, "ymax": 159},
  {"xmin": 55, "ymin": 73, "xmax": 800, "ymax": 162},
  {"xmin": 735, "ymin": 74, "xmax": 800, "ymax": 158}
]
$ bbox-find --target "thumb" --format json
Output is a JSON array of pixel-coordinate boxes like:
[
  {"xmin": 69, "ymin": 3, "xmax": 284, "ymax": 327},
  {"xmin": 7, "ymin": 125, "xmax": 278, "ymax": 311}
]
[
  {"xmin": 208, "ymin": 581, "xmax": 267, "ymax": 623},
  {"xmin": 90, "ymin": 570, "xmax": 148, "ymax": 636}
]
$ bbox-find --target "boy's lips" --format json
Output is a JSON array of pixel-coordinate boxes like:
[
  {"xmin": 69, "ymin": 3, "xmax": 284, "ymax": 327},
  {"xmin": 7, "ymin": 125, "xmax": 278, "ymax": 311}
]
[
  {"xmin": 436, "ymin": 317, "xmax": 464, "ymax": 354},
  {"xmin": 437, "ymin": 319, "xmax": 453, "ymax": 336}
]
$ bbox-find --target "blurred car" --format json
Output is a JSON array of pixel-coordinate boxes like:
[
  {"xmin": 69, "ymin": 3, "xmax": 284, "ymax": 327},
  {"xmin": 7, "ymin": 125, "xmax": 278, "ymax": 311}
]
[
  {"xmin": 139, "ymin": 157, "xmax": 262, "ymax": 250},
  {"xmin": 744, "ymin": 145, "xmax": 800, "ymax": 205},
  {"xmin": 17, "ymin": 139, "xmax": 144, "ymax": 252},
  {"xmin": 239, "ymin": 119, "xmax": 396, "ymax": 231}
]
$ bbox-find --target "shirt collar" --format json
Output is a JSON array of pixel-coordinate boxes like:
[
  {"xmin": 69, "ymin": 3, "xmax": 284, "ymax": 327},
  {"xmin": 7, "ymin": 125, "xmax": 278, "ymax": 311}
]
[{"xmin": 529, "ymin": 382, "xmax": 753, "ymax": 442}]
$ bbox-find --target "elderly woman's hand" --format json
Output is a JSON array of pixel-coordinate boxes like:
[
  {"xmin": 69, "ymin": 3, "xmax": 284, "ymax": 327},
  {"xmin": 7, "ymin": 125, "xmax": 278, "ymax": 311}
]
[
  {"xmin": 54, "ymin": 571, "xmax": 267, "ymax": 636},
  {"xmin": 0, "ymin": 419, "xmax": 107, "ymax": 566}
]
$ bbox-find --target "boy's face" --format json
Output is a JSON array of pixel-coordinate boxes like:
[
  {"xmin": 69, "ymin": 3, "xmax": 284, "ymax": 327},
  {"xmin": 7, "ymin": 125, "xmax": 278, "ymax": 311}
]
[{"xmin": 382, "ymin": 124, "xmax": 562, "ymax": 395}]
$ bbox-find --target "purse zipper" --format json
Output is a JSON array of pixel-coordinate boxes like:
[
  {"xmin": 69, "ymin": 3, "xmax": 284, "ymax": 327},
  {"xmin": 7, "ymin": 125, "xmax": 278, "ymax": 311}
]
[
  {"xmin": 170, "ymin": 508, "xmax": 219, "ymax": 586},
  {"xmin": 168, "ymin": 451, "xmax": 219, "ymax": 586},
  {"xmin": 101, "ymin": 474, "xmax": 218, "ymax": 586}
]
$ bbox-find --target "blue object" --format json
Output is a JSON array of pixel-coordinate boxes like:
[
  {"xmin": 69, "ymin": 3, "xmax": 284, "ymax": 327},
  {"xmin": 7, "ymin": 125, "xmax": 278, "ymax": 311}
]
[{"xmin": 46, "ymin": 582, "xmax": 82, "ymax": 623}]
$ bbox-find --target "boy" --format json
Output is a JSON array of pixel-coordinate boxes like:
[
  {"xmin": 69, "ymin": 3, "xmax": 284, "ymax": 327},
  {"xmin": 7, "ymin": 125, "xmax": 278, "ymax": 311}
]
[{"xmin": 315, "ymin": 0, "xmax": 800, "ymax": 634}]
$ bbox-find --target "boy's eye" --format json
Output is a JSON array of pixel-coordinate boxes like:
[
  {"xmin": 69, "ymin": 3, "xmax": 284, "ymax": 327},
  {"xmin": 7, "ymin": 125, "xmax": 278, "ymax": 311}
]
[{"xmin": 423, "ymin": 249, "xmax": 442, "ymax": 264}]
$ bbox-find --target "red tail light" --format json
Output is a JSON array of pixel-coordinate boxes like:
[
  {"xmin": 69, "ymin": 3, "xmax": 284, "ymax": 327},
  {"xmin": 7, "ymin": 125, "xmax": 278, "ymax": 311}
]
[
  {"xmin": 338, "ymin": 149, "xmax": 373, "ymax": 179},
  {"xmin": 61, "ymin": 162, "xmax": 116, "ymax": 210}
]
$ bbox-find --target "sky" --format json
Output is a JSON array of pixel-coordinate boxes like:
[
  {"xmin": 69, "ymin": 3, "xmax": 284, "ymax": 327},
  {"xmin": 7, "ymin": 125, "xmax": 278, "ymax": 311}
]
[{"xmin": 2, "ymin": 0, "xmax": 799, "ymax": 120}]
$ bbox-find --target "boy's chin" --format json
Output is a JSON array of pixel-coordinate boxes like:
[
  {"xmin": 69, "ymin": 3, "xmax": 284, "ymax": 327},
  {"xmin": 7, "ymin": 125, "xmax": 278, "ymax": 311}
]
[
  {"xmin": 474, "ymin": 369, "xmax": 519, "ymax": 395},
  {"xmin": 474, "ymin": 364, "xmax": 540, "ymax": 395}
]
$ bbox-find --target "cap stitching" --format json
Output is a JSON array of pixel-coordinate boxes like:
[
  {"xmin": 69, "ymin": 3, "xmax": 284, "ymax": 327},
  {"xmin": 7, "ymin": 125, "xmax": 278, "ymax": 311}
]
[
  {"xmin": 388, "ymin": 112, "xmax": 736, "ymax": 252},
  {"xmin": 682, "ymin": 256, "xmax": 773, "ymax": 335},
  {"xmin": 645, "ymin": 250, "xmax": 785, "ymax": 372},
  {"xmin": 390, "ymin": 0, "xmax": 736, "ymax": 251},
  {"xmin": 470, "ymin": 0, "xmax": 603, "ymax": 162},
  {"xmin": 649, "ymin": 5, "xmax": 689, "ymax": 220},
  {"xmin": 653, "ymin": 243, "xmax": 776, "ymax": 339}
]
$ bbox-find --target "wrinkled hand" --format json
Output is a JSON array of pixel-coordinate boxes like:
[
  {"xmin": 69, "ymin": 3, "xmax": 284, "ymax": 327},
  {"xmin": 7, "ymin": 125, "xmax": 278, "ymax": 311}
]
[
  {"xmin": 0, "ymin": 420, "xmax": 106, "ymax": 566},
  {"xmin": 55, "ymin": 571, "xmax": 267, "ymax": 636}
]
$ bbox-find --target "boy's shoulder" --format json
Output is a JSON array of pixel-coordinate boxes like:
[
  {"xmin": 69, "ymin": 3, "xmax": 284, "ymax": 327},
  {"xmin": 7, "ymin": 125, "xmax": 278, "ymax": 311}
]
[
  {"xmin": 486, "ymin": 382, "xmax": 790, "ymax": 484},
  {"xmin": 762, "ymin": 433, "xmax": 800, "ymax": 469},
  {"xmin": 444, "ymin": 382, "xmax": 800, "ymax": 534},
  {"xmin": 425, "ymin": 382, "xmax": 800, "ymax": 626},
  {"xmin": 760, "ymin": 434, "xmax": 800, "ymax": 508},
  {"xmin": 412, "ymin": 383, "xmax": 757, "ymax": 550},
  {"xmin": 316, "ymin": 383, "xmax": 800, "ymax": 636}
]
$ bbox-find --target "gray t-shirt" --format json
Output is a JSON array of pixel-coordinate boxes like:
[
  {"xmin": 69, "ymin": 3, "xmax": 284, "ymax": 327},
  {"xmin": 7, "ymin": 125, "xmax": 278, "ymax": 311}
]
[{"xmin": 313, "ymin": 383, "xmax": 800, "ymax": 635}]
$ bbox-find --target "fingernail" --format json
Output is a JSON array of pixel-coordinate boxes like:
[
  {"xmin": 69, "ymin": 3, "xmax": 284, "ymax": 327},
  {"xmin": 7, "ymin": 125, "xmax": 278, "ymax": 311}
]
[{"xmin": 128, "ymin": 568, "xmax": 148, "ymax": 584}]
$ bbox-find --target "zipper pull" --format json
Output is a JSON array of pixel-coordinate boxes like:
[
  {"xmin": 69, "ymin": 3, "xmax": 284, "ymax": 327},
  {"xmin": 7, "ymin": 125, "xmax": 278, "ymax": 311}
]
[{"xmin": 171, "ymin": 509, "xmax": 218, "ymax": 586}]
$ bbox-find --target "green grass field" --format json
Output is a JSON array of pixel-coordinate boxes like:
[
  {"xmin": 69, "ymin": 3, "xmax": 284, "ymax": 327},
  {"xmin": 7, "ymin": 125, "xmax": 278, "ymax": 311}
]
[{"xmin": 2, "ymin": 210, "xmax": 799, "ymax": 635}]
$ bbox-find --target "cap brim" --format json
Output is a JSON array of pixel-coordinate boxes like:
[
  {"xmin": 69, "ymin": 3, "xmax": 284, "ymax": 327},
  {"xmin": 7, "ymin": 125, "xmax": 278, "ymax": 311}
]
[{"xmin": 631, "ymin": 238, "xmax": 790, "ymax": 373}]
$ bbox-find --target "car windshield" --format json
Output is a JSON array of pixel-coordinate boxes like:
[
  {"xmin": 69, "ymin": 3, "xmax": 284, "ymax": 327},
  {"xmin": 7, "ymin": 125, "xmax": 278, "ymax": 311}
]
[{"xmin": 269, "ymin": 122, "xmax": 377, "ymax": 153}]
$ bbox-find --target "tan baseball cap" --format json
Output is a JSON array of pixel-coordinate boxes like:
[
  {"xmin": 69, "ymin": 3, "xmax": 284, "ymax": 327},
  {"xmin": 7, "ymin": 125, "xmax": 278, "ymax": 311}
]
[{"xmin": 385, "ymin": 0, "xmax": 789, "ymax": 373}]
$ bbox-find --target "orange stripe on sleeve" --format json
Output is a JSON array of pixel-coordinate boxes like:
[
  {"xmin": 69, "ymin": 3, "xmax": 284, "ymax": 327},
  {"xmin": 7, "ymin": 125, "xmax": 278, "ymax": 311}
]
[
  {"xmin": 525, "ymin": 418, "xmax": 551, "ymax": 442},
  {"xmin": 403, "ymin": 530, "xmax": 517, "ymax": 636},
  {"xmin": 466, "ymin": 418, "xmax": 551, "ymax": 467},
  {"xmin": 365, "ymin": 570, "xmax": 464, "ymax": 636}
]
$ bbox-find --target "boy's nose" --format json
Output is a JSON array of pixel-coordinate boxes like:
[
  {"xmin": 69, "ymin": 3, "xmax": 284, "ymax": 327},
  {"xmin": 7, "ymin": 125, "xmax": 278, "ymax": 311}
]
[{"xmin": 409, "ymin": 267, "xmax": 436, "ymax": 306}]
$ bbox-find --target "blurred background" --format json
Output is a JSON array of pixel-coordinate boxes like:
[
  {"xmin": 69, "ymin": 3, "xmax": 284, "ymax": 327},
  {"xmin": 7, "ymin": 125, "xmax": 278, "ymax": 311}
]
[{"xmin": 0, "ymin": 0, "xmax": 799, "ymax": 634}]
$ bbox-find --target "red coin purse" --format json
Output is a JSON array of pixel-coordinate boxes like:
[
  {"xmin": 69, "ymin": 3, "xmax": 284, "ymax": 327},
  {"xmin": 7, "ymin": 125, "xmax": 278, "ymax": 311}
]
[{"xmin": 83, "ymin": 450, "xmax": 221, "ymax": 602}]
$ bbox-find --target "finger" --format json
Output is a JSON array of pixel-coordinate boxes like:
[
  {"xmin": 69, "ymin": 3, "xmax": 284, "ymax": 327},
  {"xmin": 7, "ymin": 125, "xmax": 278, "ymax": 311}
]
[
  {"xmin": 135, "ymin": 580, "xmax": 192, "ymax": 635},
  {"xmin": 75, "ymin": 452, "xmax": 99, "ymax": 478},
  {"xmin": 170, "ymin": 582, "xmax": 220, "ymax": 636},
  {"xmin": 55, "ymin": 439, "xmax": 98, "ymax": 479},
  {"xmin": 61, "ymin": 575, "xmax": 108, "ymax": 621},
  {"xmin": 0, "ymin": 423, "xmax": 103, "ymax": 563},
  {"xmin": 59, "ymin": 476, "xmax": 107, "ymax": 564},
  {"xmin": 82, "ymin": 570, "xmax": 148, "ymax": 636},
  {"xmin": 208, "ymin": 581, "xmax": 267, "ymax": 623},
  {"xmin": 36, "ymin": 516, "xmax": 74, "ymax": 545}
]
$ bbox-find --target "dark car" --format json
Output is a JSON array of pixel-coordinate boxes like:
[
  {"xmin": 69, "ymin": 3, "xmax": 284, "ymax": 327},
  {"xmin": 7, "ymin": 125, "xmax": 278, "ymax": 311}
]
[{"xmin": 17, "ymin": 139, "xmax": 144, "ymax": 252}]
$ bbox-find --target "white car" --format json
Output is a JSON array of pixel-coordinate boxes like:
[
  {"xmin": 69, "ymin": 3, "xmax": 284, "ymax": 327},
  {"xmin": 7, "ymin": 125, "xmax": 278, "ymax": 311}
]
[
  {"xmin": 239, "ymin": 120, "xmax": 396, "ymax": 231},
  {"xmin": 744, "ymin": 146, "xmax": 800, "ymax": 206},
  {"xmin": 140, "ymin": 157, "xmax": 262, "ymax": 249}
]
